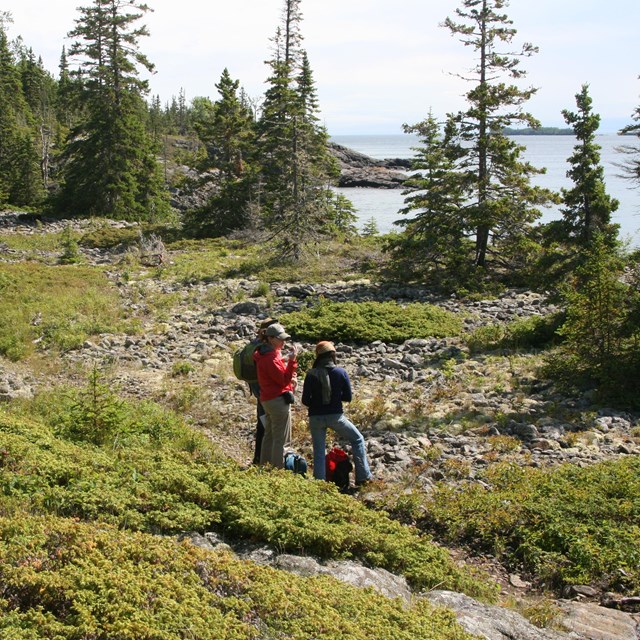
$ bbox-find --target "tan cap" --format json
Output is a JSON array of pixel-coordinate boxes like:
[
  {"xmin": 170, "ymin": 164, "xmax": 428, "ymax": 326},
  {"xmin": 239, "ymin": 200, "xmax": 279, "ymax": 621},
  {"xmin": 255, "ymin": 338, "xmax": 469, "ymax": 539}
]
[{"xmin": 315, "ymin": 341, "xmax": 336, "ymax": 355}]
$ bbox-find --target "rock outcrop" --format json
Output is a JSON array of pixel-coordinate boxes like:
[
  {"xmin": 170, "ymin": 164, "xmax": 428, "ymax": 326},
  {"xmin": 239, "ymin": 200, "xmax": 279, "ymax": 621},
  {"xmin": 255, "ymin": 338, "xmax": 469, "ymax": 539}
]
[{"xmin": 329, "ymin": 142, "xmax": 410, "ymax": 188}]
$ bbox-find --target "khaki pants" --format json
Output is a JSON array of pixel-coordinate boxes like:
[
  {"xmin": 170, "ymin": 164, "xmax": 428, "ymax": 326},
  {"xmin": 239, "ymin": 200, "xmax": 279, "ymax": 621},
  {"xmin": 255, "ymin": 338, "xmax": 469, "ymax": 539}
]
[{"xmin": 260, "ymin": 395, "xmax": 292, "ymax": 468}]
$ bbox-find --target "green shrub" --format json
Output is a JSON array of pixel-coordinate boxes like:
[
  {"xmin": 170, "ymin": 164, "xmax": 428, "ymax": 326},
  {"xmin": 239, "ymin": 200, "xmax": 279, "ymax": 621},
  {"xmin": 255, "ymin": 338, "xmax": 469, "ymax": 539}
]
[
  {"xmin": 282, "ymin": 300, "xmax": 463, "ymax": 344},
  {"xmin": 80, "ymin": 225, "xmax": 141, "ymax": 249},
  {"xmin": 467, "ymin": 312, "xmax": 564, "ymax": 353},
  {"xmin": 0, "ymin": 399, "xmax": 494, "ymax": 600},
  {"xmin": 58, "ymin": 225, "xmax": 82, "ymax": 264},
  {"xmin": 0, "ymin": 513, "xmax": 479, "ymax": 640},
  {"xmin": 422, "ymin": 458, "xmax": 640, "ymax": 592},
  {"xmin": 544, "ymin": 241, "xmax": 640, "ymax": 408},
  {"xmin": 171, "ymin": 360, "xmax": 195, "ymax": 377}
]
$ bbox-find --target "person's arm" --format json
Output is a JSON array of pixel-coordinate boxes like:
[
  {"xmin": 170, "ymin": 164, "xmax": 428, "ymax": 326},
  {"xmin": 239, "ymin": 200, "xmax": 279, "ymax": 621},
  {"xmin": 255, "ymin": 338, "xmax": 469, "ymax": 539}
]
[
  {"xmin": 263, "ymin": 352, "xmax": 298, "ymax": 388},
  {"xmin": 341, "ymin": 369, "xmax": 353, "ymax": 403},
  {"xmin": 301, "ymin": 373, "xmax": 313, "ymax": 407}
]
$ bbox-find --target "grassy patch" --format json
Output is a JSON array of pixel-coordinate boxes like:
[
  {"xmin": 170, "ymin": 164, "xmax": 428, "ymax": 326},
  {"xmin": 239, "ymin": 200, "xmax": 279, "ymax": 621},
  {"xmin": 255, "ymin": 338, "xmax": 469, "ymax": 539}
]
[
  {"xmin": 281, "ymin": 300, "xmax": 464, "ymax": 343},
  {"xmin": 149, "ymin": 236, "xmax": 384, "ymax": 285},
  {"xmin": 0, "ymin": 262, "xmax": 124, "ymax": 360},
  {"xmin": 0, "ymin": 230, "xmax": 65, "ymax": 253}
]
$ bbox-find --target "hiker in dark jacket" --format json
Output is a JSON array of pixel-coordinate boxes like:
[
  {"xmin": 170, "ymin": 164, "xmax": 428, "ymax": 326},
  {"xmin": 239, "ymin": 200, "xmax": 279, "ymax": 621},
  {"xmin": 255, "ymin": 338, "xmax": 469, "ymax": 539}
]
[{"xmin": 302, "ymin": 341, "xmax": 372, "ymax": 485}]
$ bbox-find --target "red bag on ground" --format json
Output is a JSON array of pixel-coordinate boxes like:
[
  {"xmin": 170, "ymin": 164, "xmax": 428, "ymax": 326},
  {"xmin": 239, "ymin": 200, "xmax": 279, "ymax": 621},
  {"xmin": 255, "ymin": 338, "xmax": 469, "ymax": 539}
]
[{"xmin": 325, "ymin": 446, "xmax": 352, "ymax": 491}]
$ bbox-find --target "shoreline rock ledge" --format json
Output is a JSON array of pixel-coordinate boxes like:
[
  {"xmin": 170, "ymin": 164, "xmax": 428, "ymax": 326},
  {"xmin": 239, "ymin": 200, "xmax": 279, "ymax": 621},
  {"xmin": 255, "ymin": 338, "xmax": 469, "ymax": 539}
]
[{"xmin": 329, "ymin": 142, "xmax": 410, "ymax": 188}]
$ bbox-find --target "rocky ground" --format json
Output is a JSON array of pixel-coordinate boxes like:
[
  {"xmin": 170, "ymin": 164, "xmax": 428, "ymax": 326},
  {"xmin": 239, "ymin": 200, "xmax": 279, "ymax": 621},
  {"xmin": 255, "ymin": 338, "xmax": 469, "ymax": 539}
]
[{"xmin": 1, "ymin": 213, "xmax": 639, "ymax": 640}]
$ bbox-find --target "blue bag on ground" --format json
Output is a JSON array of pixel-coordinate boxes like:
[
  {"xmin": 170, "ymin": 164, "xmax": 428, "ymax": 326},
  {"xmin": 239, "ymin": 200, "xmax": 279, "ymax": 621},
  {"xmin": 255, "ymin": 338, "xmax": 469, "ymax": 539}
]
[{"xmin": 284, "ymin": 452, "xmax": 308, "ymax": 476}]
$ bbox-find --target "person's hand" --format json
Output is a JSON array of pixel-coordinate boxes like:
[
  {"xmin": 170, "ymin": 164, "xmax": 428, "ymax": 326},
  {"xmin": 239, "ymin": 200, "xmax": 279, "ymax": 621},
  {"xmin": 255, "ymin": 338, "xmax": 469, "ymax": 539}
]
[{"xmin": 290, "ymin": 343, "xmax": 298, "ymax": 360}]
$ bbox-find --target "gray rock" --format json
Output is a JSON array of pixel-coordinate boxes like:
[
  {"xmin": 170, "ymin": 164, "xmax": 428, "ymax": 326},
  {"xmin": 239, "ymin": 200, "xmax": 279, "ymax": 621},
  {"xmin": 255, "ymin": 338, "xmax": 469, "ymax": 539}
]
[
  {"xmin": 231, "ymin": 301, "xmax": 262, "ymax": 315},
  {"xmin": 272, "ymin": 554, "xmax": 413, "ymax": 603},
  {"xmin": 558, "ymin": 600, "xmax": 640, "ymax": 640},
  {"xmin": 322, "ymin": 559, "xmax": 413, "ymax": 603},
  {"xmin": 425, "ymin": 590, "xmax": 579, "ymax": 640}
]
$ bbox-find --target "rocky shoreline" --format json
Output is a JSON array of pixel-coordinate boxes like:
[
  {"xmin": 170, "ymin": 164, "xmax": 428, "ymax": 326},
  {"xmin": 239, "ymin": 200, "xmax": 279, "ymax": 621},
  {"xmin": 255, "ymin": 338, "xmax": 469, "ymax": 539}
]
[{"xmin": 329, "ymin": 141, "xmax": 410, "ymax": 188}]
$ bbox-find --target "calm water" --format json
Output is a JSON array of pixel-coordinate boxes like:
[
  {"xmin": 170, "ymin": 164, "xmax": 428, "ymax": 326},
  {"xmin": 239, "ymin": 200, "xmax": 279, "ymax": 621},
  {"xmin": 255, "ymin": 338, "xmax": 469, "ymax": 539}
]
[{"xmin": 331, "ymin": 134, "xmax": 640, "ymax": 247}]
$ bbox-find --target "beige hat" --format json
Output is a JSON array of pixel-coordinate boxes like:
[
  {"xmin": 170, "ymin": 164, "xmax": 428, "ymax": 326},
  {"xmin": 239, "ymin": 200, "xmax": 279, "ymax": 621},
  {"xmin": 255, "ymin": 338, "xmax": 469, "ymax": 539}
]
[
  {"xmin": 258, "ymin": 317, "xmax": 277, "ymax": 330},
  {"xmin": 315, "ymin": 341, "xmax": 336, "ymax": 355}
]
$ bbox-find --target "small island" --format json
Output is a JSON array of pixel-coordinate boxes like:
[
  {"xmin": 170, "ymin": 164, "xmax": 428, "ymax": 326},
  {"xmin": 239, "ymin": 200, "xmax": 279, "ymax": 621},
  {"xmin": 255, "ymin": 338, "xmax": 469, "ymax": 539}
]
[{"xmin": 503, "ymin": 126, "xmax": 574, "ymax": 135}]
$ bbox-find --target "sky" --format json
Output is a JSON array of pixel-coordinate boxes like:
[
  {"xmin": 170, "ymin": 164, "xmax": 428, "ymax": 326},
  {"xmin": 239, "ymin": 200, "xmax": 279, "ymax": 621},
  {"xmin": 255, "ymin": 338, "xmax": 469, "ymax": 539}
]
[{"xmin": 2, "ymin": 0, "xmax": 639, "ymax": 135}]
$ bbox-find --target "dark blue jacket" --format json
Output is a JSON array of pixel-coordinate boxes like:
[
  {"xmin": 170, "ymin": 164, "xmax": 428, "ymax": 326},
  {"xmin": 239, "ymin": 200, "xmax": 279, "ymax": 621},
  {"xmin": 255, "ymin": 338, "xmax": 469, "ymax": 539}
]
[{"xmin": 302, "ymin": 366, "xmax": 352, "ymax": 415}]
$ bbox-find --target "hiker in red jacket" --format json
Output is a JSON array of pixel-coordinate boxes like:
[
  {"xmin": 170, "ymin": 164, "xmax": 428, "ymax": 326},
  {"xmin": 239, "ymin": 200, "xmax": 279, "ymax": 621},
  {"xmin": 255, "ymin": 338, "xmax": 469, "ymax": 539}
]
[
  {"xmin": 247, "ymin": 317, "xmax": 278, "ymax": 465},
  {"xmin": 253, "ymin": 323, "xmax": 298, "ymax": 468}
]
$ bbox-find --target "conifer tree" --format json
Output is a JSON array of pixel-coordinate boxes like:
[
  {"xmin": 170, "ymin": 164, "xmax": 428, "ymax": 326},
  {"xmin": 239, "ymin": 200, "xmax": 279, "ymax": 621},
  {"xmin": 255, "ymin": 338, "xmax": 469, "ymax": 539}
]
[
  {"xmin": 387, "ymin": 112, "xmax": 469, "ymax": 281},
  {"xmin": 547, "ymin": 236, "xmax": 640, "ymax": 406},
  {"xmin": 56, "ymin": 0, "xmax": 169, "ymax": 220},
  {"xmin": 56, "ymin": 47, "xmax": 79, "ymax": 131},
  {"xmin": 257, "ymin": 0, "xmax": 338, "ymax": 260},
  {"xmin": 187, "ymin": 68, "xmax": 257, "ymax": 235},
  {"xmin": 443, "ymin": 0, "xmax": 555, "ymax": 270},
  {"xmin": 560, "ymin": 84, "xmax": 619, "ymax": 250},
  {"xmin": 17, "ymin": 47, "xmax": 57, "ymax": 193},
  {"xmin": 0, "ymin": 14, "xmax": 43, "ymax": 206}
]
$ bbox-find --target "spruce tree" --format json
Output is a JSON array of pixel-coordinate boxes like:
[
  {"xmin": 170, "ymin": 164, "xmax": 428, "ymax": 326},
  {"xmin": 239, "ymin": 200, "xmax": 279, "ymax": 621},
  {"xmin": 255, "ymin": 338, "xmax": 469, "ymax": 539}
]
[
  {"xmin": 257, "ymin": 0, "xmax": 338, "ymax": 260},
  {"xmin": 443, "ymin": 0, "xmax": 555, "ymax": 270},
  {"xmin": 387, "ymin": 112, "xmax": 469, "ymax": 281},
  {"xmin": 187, "ymin": 68, "xmax": 257, "ymax": 236},
  {"xmin": 560, "ymin": 84, "xmax": 619, "ymax": 250},
  {"xmin": 0, "ymin": 15, "xmax": 43, "ymax": 207},
  {"xmin": 56, "ymin": 0, "xmax": 169, "ymax": 220},
  {"xmin": 17, "ymin": 47, "xmax": 57, "ymax": 194}
]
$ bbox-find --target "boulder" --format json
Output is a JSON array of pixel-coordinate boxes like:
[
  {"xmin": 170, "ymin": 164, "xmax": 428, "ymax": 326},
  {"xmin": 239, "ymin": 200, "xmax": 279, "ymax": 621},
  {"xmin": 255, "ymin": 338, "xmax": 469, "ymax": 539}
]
[{"xmin": 425, "ymin": 590, "xmax": 580, "ymax": 640}]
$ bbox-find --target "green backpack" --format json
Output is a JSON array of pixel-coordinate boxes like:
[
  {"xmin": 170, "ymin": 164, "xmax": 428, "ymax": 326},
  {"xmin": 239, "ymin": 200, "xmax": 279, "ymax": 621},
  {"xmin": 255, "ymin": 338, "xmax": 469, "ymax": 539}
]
[{"xmin": 233, "ymin": 342, "xmax": 260, "ymax": 383}]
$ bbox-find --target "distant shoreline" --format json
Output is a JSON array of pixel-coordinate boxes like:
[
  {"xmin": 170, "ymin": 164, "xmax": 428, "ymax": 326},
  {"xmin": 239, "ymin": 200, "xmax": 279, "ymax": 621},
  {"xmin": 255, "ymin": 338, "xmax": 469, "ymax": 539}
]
[{"xmin": 503, "ymin": 127, "xmax": 574, "ymax": 135}]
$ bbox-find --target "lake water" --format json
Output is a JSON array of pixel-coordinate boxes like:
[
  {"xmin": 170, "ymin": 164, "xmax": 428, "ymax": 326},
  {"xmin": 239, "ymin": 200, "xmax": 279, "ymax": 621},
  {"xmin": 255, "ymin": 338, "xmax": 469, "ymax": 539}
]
[{"xmin": 331, "ymin": 134, "xmax": 640, "ymax": 247}]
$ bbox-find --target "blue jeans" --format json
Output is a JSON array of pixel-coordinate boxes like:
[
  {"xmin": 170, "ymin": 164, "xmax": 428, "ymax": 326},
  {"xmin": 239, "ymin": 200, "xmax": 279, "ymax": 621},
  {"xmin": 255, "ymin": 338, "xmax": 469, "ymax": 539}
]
[{"xmin": 309, "ymin": 413, "xmax": 372, "ymax": 483}]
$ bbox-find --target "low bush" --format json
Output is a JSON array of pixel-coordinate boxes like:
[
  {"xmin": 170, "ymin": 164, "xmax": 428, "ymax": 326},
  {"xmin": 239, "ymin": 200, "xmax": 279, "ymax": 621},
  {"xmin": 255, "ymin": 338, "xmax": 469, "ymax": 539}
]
[
  {"xmin": 421, "ymin": 458, "xmax": 640, "ymax": 592},
  {"xmin": 282, "ymin": 300, "xmax": 463, "ymax": 344},
  {"xmin": 0, "ymin": 513, "xmax": 478, "ymax": 640},
  {"xmin": 0, "ymin": 395, "xmax": 495, "ymax": 600},
  {"xmin": 466, "ymin": 312, "xmax": 565, "ymax": 354}
]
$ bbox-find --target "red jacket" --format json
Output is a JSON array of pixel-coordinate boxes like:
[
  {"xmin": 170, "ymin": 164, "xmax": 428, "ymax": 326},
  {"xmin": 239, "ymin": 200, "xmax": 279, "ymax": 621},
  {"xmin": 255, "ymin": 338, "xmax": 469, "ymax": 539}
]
[{"xmin": 253, "ymin": 346, "xmax": 297, "ymax": 402}]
